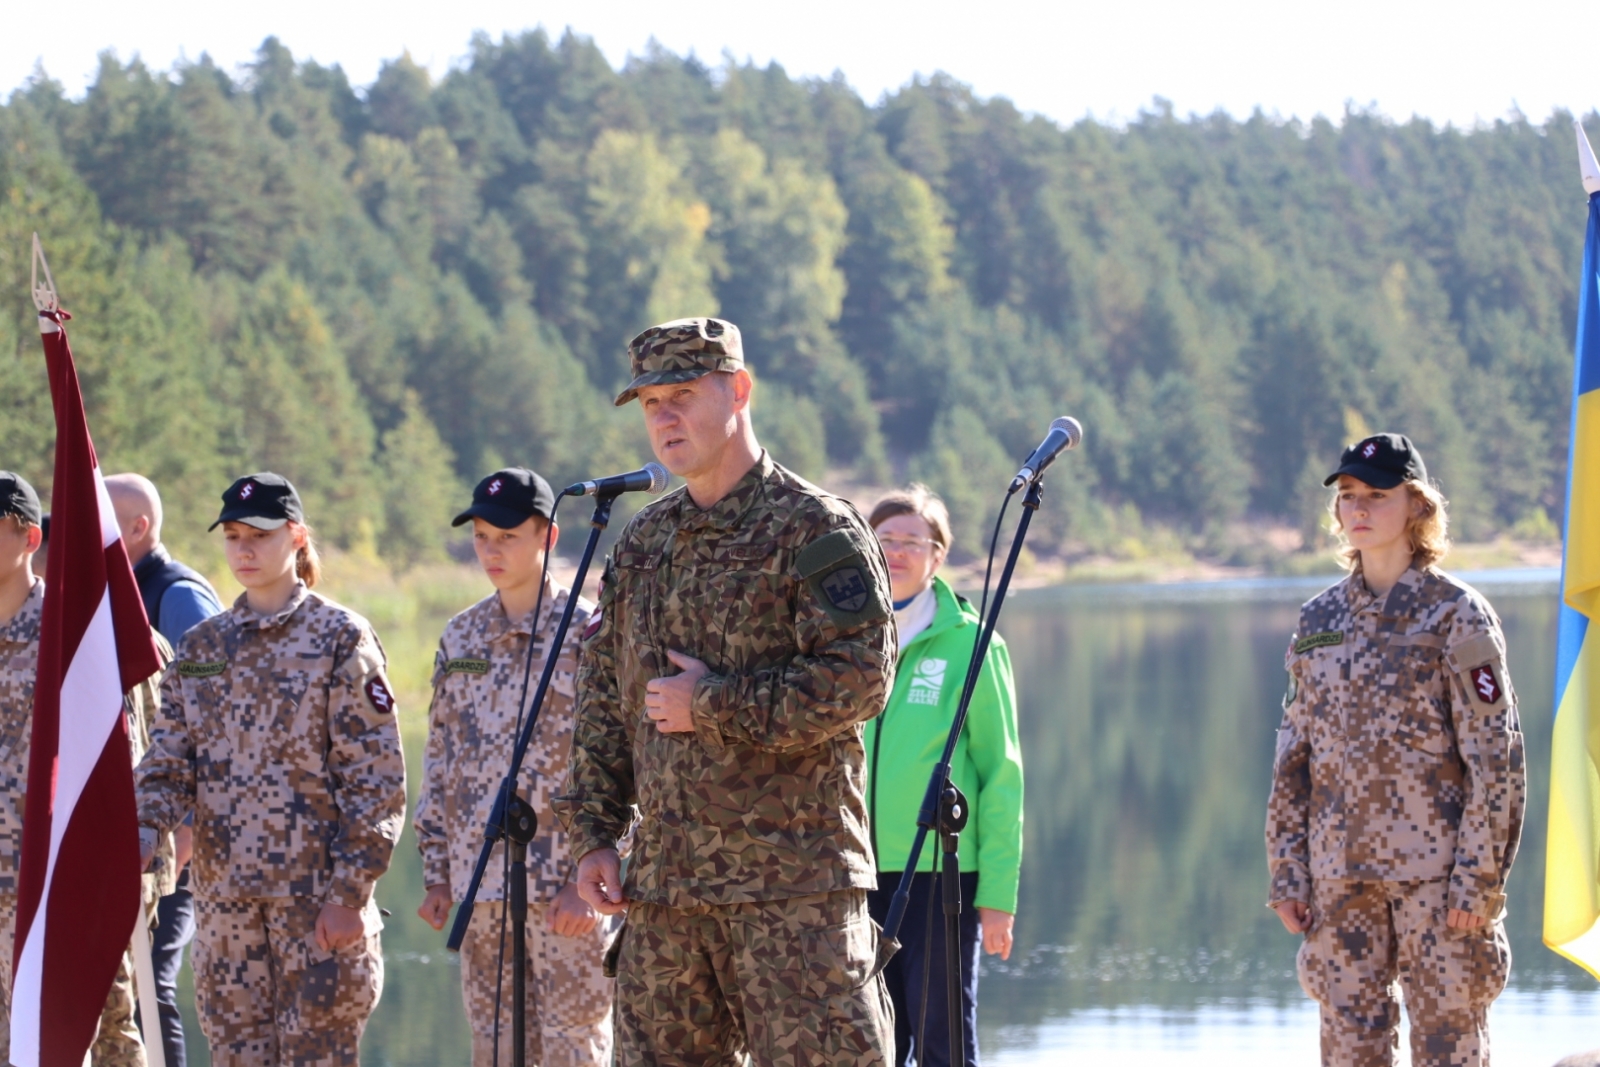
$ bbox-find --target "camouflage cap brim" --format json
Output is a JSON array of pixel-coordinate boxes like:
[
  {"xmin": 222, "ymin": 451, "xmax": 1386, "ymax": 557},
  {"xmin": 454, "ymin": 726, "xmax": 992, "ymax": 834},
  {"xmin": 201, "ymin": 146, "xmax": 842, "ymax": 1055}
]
[{"xmin": 613, "ymin": 366, "xmax": 715, "ymax": 406}]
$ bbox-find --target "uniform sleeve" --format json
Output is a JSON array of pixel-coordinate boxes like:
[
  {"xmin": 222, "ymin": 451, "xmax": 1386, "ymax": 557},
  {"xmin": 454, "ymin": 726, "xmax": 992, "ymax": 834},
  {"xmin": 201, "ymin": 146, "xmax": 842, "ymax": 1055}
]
[
  {"xmin": 1444, "ymin": 608, "xmax": 1527, "ymax": 919},
  {"xmin": 1265, "ymin": 642, "xmax": 1313, "ymax": 906},
  {"xmin": 688, "ymin": 518, "xmax": 896, "ymax": 754},
  {"xmin": 413, "ymin": 643, "xmax": 453, "ymax": 891},
  {"xmin": 135, "ymin": 662, "xmax": 197, "ymax": 835},
  {"xmin": 128, "ymin": 632, "xmax": 178, "ymax": 899},
  {"xmin": 554, "ymin": 560, "xmax": 637, "ymax": 860},
  {"xmin": 324, "ymin": 629, "xmax": 409, "ymax": 909},
  {"xmin": 967, "ymin": 635, "xmax": 1024, "ymax": 915}
]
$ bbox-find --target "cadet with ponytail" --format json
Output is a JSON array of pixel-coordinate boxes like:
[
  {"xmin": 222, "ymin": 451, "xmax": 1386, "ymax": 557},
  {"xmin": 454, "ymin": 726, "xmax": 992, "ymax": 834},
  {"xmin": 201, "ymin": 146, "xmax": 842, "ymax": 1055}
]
[{"xmin": 135, "ymin": 472, "xmax": 407, "ymax": 1063}]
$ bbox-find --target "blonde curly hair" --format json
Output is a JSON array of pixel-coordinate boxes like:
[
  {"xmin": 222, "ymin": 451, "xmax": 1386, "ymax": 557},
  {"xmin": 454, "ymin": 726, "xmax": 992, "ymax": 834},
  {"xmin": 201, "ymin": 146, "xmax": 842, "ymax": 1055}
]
[{"xmin": 1328, "ymin": 477, "xmax": 1451, "ymax": 573}]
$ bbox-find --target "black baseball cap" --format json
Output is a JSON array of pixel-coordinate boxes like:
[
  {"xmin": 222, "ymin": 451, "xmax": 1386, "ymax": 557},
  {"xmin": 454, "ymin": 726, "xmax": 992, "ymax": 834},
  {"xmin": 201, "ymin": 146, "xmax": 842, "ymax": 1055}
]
[
  {"xmin": 452, "ymin": 468, "xmax": 556, "ymax": 529},
  {"xmin": 0, "ymin": 472, "xmax": 42, "ymax": 526},
  {"xmin": 1324, "ymin": 433, "xmax": 1428, "ymax": 490},
  {"xmin": 209, "ymin": 473, "xmax": 304, "ymax": 531}
]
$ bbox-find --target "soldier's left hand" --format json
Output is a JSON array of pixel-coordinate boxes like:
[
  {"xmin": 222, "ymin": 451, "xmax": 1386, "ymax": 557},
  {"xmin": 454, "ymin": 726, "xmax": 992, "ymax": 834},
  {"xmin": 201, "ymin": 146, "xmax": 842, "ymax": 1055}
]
[
  {"xmin": 1446, "ymin": 908, "xmax": 1487, "ymax": 931},
  {"xmin": 644, "ymin": 650, "xmax": 707, "ymax": 733},
  {"xmin": 315, "ymin": 902, "xmax": 367, "ymax": 952},
  {"xmin": 547, "ymin": 882, "xmax": 600, "ymax": 937},
  {"xmin": 978, "ymin": 907, "xmax": 1015, "ymax": 960}
]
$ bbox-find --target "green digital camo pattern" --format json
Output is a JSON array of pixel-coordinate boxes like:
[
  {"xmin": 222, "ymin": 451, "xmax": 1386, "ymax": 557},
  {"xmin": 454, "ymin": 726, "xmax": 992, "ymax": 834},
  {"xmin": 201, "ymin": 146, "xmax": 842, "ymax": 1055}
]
[
  {"xmin": 1298, "ymin": 879, "xmax": 1509, "ymax": 1067},
  {"xmin": 415, "ymin": 577, "xmax": 595, "ymax": 902},
  {"xmin": 615, "ymin": 890, "xmax": 892, "ymax": 1067},
  {"xmin": 1266, "ymin": 566, "xmax": 1527, "ymax": 920},
  {"xmin": 191, "ymin": 895, "xmax": 383, "ymax": 1067},
  {"xmin": 136, "ymin": 584, "xmax": 408, "ymax": 909},
  {"xmin": 614, "ymin": 317, "xmax": 744, "ymax": 406},
  {"xmin": 459, "ymin": 901, "xmax": 619, "ymax": 1067},
  {"xmin": 556, "ymin": 452, "xmax": 896, "ymax": 906}
]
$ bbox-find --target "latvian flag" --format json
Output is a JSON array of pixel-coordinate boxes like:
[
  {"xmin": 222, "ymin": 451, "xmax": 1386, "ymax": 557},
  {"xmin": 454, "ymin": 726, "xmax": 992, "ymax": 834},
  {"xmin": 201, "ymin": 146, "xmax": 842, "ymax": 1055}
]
[{"xmin": 11, "ymin": 308, "xmax": 160, "ymax": 1065}]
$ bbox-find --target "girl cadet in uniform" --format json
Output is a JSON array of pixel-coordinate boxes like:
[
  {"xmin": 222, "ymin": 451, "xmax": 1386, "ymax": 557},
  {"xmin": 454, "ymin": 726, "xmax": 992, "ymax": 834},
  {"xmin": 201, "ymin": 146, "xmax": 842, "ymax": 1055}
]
[
  {"xmin": 1266, "ymin": 434, "xmax": 1525, "ymax": 1067},
  {"xmin": 136, "ymin": 473, "xmax": 407, "ymax": 1067},
  {"xmin": 864, "ymin": 485, "xmax": 1023, "ymax": 1067}
]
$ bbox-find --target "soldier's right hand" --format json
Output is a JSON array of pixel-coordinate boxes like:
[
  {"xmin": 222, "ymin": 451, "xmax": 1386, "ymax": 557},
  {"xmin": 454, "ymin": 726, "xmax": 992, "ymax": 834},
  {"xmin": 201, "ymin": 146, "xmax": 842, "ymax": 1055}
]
[
  {"xmin": 418, "ymin": 884, "xmax": 453, "ymax": 931},
  {"xmin": 575, "ymin": 847, "xmax": 629, "ymax": 915},
  {"xmin": 137, "ymin": 826, "xmax": 158, "ymax": 873},
  {"xmin": 1272, "ymin": 900, "xmax": 1312, "ymax": 934}
]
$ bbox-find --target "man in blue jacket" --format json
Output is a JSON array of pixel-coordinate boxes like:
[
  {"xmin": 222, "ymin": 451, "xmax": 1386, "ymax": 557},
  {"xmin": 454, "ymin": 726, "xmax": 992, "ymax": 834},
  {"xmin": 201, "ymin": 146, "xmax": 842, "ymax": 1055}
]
[{"xmin": 105, "ymin": 472, "xmax": 224, "ymax": 1067}]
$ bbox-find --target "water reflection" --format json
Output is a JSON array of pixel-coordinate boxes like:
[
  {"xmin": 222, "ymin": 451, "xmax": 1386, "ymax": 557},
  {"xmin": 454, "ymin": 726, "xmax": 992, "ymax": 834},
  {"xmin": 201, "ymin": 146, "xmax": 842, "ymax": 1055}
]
[
  {"xmin": 172, "ymin": 574, "xmax": 1583, "ymax": 1065},
  {"xmin": 979, "ymin": 576, "xmax": 1582, "ymax": 1060}
]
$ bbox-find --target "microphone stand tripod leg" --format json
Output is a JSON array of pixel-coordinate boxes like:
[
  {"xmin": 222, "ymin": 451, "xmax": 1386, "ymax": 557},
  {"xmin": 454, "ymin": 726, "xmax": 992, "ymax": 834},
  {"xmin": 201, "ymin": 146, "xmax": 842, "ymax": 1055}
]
[
  {"xmin": 938, "ymin": 784, "xmax": 970, "ymax": 1067},
  {"xmin": 504, "ymin": 796, "xmax": 537, "ymax": 1067}
]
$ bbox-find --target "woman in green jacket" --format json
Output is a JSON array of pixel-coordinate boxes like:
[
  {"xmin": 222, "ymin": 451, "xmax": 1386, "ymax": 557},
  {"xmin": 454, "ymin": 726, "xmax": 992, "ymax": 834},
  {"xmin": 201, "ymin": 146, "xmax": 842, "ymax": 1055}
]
[{"xmin": 865, "ymin": 485, "xmax": 1024, "ymax": 1067}]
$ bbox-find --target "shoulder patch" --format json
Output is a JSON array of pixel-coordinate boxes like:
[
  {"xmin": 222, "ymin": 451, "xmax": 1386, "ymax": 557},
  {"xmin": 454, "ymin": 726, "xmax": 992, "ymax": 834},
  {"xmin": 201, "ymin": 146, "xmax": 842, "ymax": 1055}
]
[
  {"xmin": 798, "ymin": 529, "xmax": 889, "ymax": 627},
  {"xmin": 177, "ymin": 660, "xmax": 227, "ymax": 678},
  {"xmin": 796, "ymin": 530, "xmax": 860, "ymax": 579},
  {"xmin": 444, "ymin": 657, "xmax": 491, "ymax": 676},
  {"xmin": 1469, "ymin": 664, "xmax": 1503, "ymax": 706},
  {"xmin": 582, "ymin": 609, "xmax": 604, "ymax": 641},
  {"xmin": 1293, "ymin": 631, "xmax": 1345, "ymax": 654},
  {"xmin": 364, "ymin": 676, "xmax": 396, "ymax": 714}
]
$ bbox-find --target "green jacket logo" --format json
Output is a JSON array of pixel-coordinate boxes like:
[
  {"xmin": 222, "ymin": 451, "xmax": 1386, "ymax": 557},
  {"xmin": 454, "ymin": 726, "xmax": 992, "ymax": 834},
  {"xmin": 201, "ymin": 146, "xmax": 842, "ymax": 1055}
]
[{"xmin": 907, "ymin": 657, "xmax": 947, "ymax": 706}]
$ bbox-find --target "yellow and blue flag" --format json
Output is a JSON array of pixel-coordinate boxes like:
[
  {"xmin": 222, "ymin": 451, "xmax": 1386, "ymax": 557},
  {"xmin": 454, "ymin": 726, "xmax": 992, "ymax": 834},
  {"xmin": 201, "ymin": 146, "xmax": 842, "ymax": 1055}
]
[{"xmin": 1544, "ymin": 120, "xmax": 1600, "ymax": 976}]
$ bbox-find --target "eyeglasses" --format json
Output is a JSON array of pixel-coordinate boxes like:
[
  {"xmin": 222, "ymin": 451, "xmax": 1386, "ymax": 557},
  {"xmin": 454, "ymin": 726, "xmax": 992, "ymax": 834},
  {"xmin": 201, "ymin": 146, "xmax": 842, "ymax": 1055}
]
[{"xmin": 876, "ymin": 535, "xmax": 939, "ymax": 555}]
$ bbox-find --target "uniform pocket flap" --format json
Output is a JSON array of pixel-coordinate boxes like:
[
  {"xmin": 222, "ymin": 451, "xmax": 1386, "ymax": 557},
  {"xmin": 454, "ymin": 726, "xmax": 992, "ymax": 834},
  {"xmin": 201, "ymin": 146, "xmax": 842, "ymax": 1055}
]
[{"xmin": 802, "ymin": 914, "xmax": 875, "ymax": 998}]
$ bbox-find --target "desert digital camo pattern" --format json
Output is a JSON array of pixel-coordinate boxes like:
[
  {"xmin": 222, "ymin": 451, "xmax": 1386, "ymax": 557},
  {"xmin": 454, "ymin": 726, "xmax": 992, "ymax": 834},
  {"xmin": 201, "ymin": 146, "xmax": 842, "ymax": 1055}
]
[
  {"xmin": 616, "ymin": 889, "xmax": 893, "ymax": 1067},
  {"xmin": 1298, "ymin": 878, "xmax": 1509, "ymax": 1067},
  {"xmin": 415, "ymin": 577, "xmax": 594, "ymax": 902},
  {"xmin": 90, "ymin": 951, "xmax": 145, "ymax": 1067},
  {"xmin": 191, "ymin": 895, "xmax": 383, "ymax": 1067},
  {"xmin": 0, "ymin": 580, "xmax": 42, "ymax": 897},
  {"xmin": 613, "ymin": 317, "xmax": 745, "ymax": 405},
  {"xmin": 136, "ymin": 584, "xmax": 407, "ymax": 910},
  {"xmin": 1267, "ymin": 566, "xmax": 1525, "ymax": 917},
  {"xmin": 459, "ymin": 901, "xmax": 619, "ymax": 1067},
  {"xmin": 556, "ymin": 451, "xmax": 895, "ymax": 907}
]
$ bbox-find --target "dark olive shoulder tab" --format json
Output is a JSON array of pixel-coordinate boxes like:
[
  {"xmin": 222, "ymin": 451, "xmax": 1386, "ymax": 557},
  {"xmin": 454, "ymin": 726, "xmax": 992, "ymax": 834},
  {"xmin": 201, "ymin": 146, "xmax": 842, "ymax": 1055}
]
[
  {"xmin": 177, "ymin": 661, "xmax": 227, "ymax": 678},
  {"xmin": 798, "ymin": 529, "xmax": 889, "ymax": 628},
  {"xmin": 1293, "ymin": 631, "xmax": 1345, "ymax": 654},
  {"xmin": 795, "ymin": 530, "xmax": 859, "ymax": 579}
]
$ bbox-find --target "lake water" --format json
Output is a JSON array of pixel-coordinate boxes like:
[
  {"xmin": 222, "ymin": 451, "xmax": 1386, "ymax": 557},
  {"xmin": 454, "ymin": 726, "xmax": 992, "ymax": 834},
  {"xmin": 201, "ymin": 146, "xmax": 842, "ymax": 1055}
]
[{"xmin": 174, "ymin": 568, "xmax": 1599, "ymax": 1066}]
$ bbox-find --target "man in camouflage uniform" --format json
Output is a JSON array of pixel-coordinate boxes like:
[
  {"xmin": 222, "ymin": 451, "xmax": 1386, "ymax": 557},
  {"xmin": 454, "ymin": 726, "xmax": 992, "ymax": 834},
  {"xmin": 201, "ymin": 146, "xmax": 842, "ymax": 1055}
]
[
  {"xmin": 555, "ymin": 318, "xmax": 897, "ymax": 1067},
  {"xmin": 415, "ymin": 467, "xmax": 617, "ymax": 1066},
  {"xmin": 0, "ymin": 471, "xmax": 167, "ymax": 1066},
  {"xmin": 1267, "ymin": 438, "xmax": 1526, "ymax": 1067},
  {"xmin": 136, "ymin": 473, "xmax": 407, "ymax": 1066}
]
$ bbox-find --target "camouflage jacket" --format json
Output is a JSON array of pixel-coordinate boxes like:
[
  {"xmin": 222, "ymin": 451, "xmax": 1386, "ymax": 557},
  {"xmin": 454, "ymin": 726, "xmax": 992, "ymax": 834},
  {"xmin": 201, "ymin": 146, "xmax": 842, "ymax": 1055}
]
[
  {"xmin": 554, "ymin": 452, "xmax": 896, "ymax": 906},
  {"xmin": 415, "ymin": 578, "xmax": 593, "ymax": 903},
  {"xmin": 136, "ymin": 584, "xmax": 407, "ymax": 908},
  {"xmin": 0, "ymin": 580, "xmax": 177, "ymax": 898},
  {"xmin": 1266, "ymin": 566, "xmax": 1526, "ymax": 919}
]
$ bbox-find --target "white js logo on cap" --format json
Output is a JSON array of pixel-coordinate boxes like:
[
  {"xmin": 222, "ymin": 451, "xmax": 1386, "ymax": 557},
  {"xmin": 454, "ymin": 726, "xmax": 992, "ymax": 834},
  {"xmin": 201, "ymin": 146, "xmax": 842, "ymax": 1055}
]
[
  {"xmin": 487, "ymin": 478, "xmax": 503, "ymax": 496},
  {"xmin": 239, "ymin": 482, "xmax": 255, "ymax": 500},
  {"xmin": 1361, "ymin": 442, "xmax": 1378, "ymax": 459}
]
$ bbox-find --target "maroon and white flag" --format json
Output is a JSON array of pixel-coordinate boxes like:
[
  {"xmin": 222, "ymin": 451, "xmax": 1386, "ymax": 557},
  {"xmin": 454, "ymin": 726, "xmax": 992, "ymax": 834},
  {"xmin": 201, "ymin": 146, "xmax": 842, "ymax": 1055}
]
[{"xmin": 11, "ymin": 244, "xmax": 160, "ymax": 1066}]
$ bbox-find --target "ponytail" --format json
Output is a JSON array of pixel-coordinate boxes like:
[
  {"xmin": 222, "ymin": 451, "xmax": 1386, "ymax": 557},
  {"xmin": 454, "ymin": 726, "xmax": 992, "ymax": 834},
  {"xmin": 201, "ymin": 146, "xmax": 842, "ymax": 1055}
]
[{"xmin": 292, "ymin": 523, "xmax": 323, "ymax": 588}]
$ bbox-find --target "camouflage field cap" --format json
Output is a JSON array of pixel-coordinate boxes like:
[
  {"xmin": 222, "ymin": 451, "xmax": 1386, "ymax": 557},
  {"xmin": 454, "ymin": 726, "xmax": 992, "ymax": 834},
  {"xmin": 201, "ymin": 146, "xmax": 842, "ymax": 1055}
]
[{"xmin": 614, "ymin": 317, "xmax": 744, "ymax": 406}]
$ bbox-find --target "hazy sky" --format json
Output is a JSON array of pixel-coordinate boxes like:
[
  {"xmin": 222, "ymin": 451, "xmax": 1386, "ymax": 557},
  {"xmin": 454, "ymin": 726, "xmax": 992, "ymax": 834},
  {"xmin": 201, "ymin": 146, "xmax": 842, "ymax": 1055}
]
[{"xmin": 2, "ymin": 0, "xmax": 1593, "ymax": 129}]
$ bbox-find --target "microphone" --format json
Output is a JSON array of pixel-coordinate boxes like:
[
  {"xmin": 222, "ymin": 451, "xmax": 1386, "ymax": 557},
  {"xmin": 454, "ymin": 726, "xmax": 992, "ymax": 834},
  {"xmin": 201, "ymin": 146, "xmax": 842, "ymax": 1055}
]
[
  {"xmin": 1009, "ymin": 417, "xmax": 1083, "ymax": 493},
  {"xmin": 564, "ymin": 462, "xmax": 671, "ymax": 498}
]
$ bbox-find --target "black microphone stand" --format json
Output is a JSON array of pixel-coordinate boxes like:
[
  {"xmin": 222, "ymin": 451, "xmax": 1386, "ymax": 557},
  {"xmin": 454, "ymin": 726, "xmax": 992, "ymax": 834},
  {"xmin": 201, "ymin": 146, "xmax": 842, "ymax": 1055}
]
[
  {"xmin": 879, "ymin": 477, "xmax": 1046, "ymax": 1067},
  {"xmin": 446, "ymin": 490, "xmax": 621, "ymax": 1062}
]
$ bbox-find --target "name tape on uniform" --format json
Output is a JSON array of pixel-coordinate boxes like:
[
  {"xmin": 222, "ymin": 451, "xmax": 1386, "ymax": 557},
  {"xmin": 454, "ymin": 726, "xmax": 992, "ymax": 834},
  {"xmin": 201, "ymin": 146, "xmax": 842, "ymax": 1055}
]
[
  {"xmin": 443, "ymin": 657, "xmax": 491, "ymax": 676},
  {"xmin": 1293, "ymin": 631, "xmax": 1345, "ymax": 654},
  {"xmin": 177, "ymin": 660, "xmax": 227, "ymax": 678}
]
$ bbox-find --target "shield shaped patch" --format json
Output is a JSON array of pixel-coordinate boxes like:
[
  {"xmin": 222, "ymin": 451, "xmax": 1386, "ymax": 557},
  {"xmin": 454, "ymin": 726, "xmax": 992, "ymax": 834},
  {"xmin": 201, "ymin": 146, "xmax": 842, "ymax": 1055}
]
[
  {"xmin": 820, "ymin": 567, "xmax": 869, "ymax": 613},
  {"xmin": 1470, "ymin": 664, "xmax": 1502, "ymax": 705},
  {"xmin": 365, "ymin": 676, "xmax": 396, "ymax": 714}
]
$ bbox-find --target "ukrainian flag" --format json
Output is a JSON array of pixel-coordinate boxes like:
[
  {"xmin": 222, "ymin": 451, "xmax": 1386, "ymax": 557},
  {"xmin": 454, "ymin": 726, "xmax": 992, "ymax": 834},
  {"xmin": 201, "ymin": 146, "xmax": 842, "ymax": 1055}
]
[{"xmin": 1544, "ymin": 120, "xmax": 1600, "ymax": 976}]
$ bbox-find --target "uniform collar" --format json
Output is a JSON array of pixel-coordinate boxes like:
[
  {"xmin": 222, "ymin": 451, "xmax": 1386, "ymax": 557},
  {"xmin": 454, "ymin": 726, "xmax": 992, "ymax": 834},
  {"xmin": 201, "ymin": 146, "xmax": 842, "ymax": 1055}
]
[
  {"xmin": 486, "ymin": 573, "xmax": 568, "ymax": 642},
  {"xmin": 229, "ymin": 581, "xmax": 312, "ymax": 632},
  {"xmin": 0, "ymin": 579, "xmax": 43, "ymax": 644},
  {"xmin": 1343, "ymin": 563, "xmax": 1426, "ymax": 617},
  {"xmin": 674, "ymin": 451, "xmax": 774, "ymax": 533}
]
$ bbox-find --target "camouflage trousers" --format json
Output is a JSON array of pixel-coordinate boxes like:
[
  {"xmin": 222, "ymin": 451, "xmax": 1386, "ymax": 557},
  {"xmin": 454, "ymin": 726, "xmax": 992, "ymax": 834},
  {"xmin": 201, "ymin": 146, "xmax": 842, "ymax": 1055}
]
[
  {"xmin": 616, "ymin": 889, "xmax": 893, "ymax": 1067},
  {"xmin": 0, "ymin": 892, "xmax": 147, "ymax": 1065},
  {"xmin": 1297, "ymin": 879, "xmax": 1510, "ymax": 1067},
  {"xmin": 192, "ymin": 895, "xmax": 384, "ymax": 1067},
  {"xmin": 460, "ymin": 900, "xmax": 619, "ymax": 1067}
]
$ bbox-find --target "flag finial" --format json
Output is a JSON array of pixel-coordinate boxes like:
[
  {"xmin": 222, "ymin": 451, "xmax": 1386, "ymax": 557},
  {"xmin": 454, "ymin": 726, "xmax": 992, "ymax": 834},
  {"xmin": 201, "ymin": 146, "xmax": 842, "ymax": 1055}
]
[
  {"xmin": 30, "ymin": 233, "xmax": 57, "ymax": 313},
  {"xmin": 1577, "ymin": 120, "xmax": 1600, "ymax": 196}
]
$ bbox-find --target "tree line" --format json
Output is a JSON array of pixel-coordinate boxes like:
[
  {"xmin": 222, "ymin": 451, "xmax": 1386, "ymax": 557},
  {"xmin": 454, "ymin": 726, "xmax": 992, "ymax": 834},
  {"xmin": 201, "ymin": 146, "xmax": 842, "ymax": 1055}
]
[{"xmin": 0, "ymin": 31, "xmax": 1589, "ymax": 567}]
